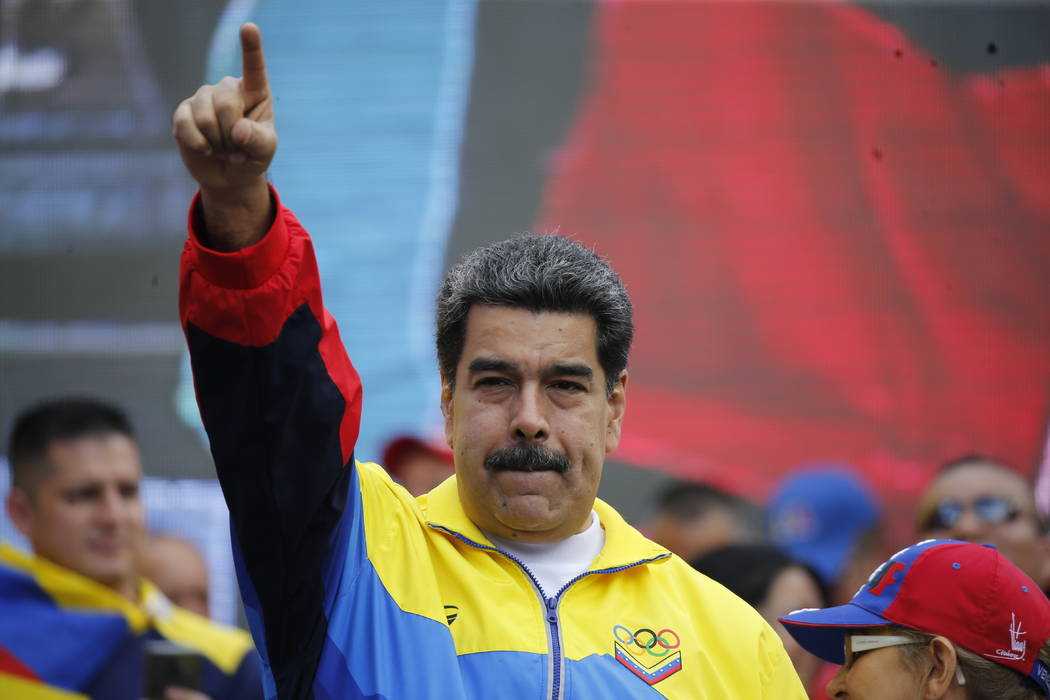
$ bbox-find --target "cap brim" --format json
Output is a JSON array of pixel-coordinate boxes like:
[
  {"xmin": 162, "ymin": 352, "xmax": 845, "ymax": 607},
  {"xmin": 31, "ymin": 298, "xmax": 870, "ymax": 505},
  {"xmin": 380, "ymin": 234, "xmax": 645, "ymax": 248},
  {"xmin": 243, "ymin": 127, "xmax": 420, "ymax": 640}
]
[{"xmin": 779, "ymin": 603, "xmax": 891, "ymax": 664}]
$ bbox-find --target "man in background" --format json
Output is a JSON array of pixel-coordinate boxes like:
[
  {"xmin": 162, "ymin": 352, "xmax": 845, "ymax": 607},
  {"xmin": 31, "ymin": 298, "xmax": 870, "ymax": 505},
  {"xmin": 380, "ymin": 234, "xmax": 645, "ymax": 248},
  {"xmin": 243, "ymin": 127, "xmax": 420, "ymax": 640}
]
[
  {"xmin": 643, "ymin": 479, "xmax": 764, "ymax": 562},
  {"xmin": 766, "ymin": 466, "xmax": 884, "ymax": 697},
  {"xmin": 141, "ymin": 532, "xmax": 211, "ymax": 618},
  {"xmin": 380, "ymin": 434, "xmax": 455, "ymax": 497},
  {"xmin": 767, "ymin": 467, "xmax": 883, "ymax": 606},
  {"xmin": 1, "ymin": 398, "xmax": 261, "ymax": 699},
  {"xmin": 917, "ymin": 454, "xmax": 1050, "ymax": 592}
]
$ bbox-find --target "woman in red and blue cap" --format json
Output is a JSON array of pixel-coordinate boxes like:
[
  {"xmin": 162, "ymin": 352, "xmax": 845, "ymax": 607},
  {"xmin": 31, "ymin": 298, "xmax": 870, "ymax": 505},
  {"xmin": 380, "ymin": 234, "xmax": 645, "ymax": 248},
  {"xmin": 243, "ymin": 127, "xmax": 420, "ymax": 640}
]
[{"xmin": 780, "ymin": 539, "xmax": 1050, "ymax": 699}]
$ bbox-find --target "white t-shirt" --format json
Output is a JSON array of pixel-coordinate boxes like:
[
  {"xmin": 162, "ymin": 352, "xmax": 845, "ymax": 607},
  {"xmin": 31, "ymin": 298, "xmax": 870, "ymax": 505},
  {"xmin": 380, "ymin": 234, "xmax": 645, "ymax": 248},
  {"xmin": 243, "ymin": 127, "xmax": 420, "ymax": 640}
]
[{"xmin": 485, "ymin": 511, "xmax": 605, "ymax": 599}]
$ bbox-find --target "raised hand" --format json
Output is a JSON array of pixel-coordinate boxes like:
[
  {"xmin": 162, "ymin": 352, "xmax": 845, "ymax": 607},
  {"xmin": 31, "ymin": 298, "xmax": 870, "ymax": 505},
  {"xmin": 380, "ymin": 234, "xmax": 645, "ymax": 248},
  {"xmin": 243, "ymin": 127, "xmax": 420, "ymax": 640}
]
[{"xmin": 172, "ymin": 23, "xmax": 276, "ymax": 250}]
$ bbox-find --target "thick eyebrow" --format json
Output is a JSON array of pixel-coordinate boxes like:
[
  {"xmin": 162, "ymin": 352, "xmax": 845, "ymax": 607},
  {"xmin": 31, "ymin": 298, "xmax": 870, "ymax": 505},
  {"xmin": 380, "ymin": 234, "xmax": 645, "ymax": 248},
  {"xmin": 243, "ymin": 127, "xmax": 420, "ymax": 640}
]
[
  {"xmin": 466, "ymin": 358, "xmax": 594, "ymax": 382},
  {"xmin": 467, "ymin": 357, "xmax": 517, "ymax": 374},
  {"xmin": 549, "ymin": 363, "xmax": 593, "ymax": 381}
]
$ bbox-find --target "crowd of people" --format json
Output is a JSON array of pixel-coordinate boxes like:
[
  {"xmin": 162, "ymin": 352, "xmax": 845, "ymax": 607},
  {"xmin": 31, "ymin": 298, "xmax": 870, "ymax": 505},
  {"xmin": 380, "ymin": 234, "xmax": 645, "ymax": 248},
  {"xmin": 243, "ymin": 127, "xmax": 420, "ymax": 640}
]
[
  {"xmin": 4, "ymin": 396, "xmax": 1048, "ymax": 699},
  {"xmin": 639, "ymin": 456, "xmax": 1050, "ymax": 697},
  {"xmin": 2, "ymin": 20, "xmax": 1048, "ymax": 700}
]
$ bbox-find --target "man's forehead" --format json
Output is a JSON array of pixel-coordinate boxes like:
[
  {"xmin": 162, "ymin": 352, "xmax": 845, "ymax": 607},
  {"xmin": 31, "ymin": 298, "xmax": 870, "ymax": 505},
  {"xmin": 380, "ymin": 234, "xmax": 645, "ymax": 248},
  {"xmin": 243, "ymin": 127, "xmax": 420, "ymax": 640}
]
[
  {"xmin": 923, "ymin": 462, "xmax": 1041, "ymax": 523},
  {"xmin": 462, "ymin": 306, "xmax": 600, "ymax": 356},
  {"xmin": 933, "ymin": 461, "xmax": 1029, "ymax": 496},
  {"xmin": 44, "ymin": 433, "xmax": 142, "ymax": 482}
]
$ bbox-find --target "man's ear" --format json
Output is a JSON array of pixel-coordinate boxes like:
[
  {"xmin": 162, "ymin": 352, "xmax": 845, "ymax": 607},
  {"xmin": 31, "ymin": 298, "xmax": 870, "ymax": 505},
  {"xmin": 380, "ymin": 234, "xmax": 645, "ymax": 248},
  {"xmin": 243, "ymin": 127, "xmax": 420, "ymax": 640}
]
[
  {"xmin": 440, "ymin": 371, "xmax": 454, "ymax": 449},
  {"xmin": 6, "ymin": 488, "xmax": 34, "ymax": 540},
  {"xmin": 605, "ymin": 370, "xmax": 628, "ymax": 454},
  {"xmin": 921, "ymin": 636, "xmax": 959, "ymax": 699}
]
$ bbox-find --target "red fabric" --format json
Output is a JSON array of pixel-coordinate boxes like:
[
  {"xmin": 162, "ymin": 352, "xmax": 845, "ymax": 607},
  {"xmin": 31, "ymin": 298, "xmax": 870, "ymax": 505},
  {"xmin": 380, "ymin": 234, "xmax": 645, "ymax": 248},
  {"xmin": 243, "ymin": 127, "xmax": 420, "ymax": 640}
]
[
  {"xmin": 810, "ymin": 662, "xmax": 837, "ymax": 699},
  {"xmin": 0, "ymin": 644, "xmax": 38, "ymax": 679},
  {"xmin": 535, "ymin": 2, "xmax": 1050, "ymax": 507},
  {"xmin": 180, "ymin": 190, "xmax": 363, "ymax": 465}
]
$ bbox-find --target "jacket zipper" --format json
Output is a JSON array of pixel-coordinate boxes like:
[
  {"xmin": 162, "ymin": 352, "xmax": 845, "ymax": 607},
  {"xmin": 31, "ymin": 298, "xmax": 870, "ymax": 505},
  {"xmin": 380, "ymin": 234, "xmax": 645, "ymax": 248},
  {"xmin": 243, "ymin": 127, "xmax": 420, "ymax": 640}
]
[{"xmin": 429, "ymin": 524, "xmax": 669, "ymax": 700}]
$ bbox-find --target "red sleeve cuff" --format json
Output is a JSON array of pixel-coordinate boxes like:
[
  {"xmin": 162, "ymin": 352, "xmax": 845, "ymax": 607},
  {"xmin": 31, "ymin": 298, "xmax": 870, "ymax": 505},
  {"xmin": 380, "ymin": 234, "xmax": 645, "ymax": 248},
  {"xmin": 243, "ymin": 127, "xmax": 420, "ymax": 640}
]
[{"xmin": 186, "ymin": 184, "xmax": 290, "ymax": 290}]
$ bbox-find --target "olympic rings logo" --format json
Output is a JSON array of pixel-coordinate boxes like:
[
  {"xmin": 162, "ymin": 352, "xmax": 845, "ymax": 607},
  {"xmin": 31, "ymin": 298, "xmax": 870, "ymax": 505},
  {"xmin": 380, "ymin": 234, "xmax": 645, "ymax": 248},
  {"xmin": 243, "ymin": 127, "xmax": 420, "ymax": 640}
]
[{"xmin": 613, "ymin": 625, "xmax": 681, "ymax": 657}]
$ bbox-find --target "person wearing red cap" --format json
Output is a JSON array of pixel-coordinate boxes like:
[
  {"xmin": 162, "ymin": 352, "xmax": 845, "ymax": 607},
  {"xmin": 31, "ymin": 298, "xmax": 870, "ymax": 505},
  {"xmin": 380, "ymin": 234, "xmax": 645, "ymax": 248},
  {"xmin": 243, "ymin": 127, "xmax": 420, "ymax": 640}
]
[
  {"xmin": 780, "ymin": 539, "xmax": 1050, "ymax": 699},
  {"xmin": 380, "ymin": 435, "xmax": 455, "ymax": 498}
]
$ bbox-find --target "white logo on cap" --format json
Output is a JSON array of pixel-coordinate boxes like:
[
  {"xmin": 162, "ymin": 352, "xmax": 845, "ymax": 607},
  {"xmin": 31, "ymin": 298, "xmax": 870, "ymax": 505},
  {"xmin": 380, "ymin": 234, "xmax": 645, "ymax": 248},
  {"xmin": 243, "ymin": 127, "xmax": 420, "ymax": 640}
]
[{"xmin": 994, "ymin": 613, "xmax": 1027, "ymax": 661}]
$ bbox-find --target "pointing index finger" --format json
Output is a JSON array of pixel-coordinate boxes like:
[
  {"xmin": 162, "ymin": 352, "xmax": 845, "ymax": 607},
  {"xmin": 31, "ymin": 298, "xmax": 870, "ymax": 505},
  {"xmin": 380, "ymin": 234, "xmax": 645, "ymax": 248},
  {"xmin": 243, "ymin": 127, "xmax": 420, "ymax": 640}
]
[{"xmin": 240, "ymin": 23, "xmax": 269, "ymax": 100}]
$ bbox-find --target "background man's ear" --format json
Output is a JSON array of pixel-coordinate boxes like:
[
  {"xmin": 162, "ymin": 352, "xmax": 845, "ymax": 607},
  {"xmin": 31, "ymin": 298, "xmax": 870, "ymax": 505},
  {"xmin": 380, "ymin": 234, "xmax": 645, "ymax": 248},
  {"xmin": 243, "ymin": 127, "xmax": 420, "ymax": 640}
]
[
  {"xmin": 1037, "ymin": 536, "xmax": 1050, "ymax": 590},
  {"xmin": 6, "ymin": 489, "xmax": 33, "ymax": 539}
]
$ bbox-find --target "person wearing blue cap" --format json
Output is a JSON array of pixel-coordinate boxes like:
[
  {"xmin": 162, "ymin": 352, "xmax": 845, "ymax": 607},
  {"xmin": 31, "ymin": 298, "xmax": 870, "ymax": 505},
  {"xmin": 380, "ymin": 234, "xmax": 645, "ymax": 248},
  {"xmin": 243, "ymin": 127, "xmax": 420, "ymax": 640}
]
[
  {"xmin": 767, "ymin": 466, "xmax": 884, "ymax": 605},
  {"xmin": 780, "ymin": 539, "xmax": 1050, "ymax": 699}
]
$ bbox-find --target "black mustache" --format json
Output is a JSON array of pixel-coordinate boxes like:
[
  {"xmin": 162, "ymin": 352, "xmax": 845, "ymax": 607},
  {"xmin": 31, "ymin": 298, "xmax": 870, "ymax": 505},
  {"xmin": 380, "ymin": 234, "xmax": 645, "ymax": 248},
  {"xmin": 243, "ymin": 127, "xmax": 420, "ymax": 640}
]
[{"xmin": 484, "ymin": 443, "xmax": 570, "ymax": 474}]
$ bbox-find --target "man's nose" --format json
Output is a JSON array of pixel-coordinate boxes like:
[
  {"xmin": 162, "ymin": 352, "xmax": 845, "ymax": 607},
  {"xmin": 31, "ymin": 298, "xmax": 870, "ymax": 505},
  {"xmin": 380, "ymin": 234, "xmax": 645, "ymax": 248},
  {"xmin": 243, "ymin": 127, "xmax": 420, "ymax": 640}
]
[
  {"xmin": 950, "ymin": 507, "xmax": 988, "ymax": 541},
  {"xmin": 826, "ymin": 665, "xmax": 847, "ymax": 698},
  {"xmin": 510, "ymin": 384, "xmax": 549, "ymax": 441},
  {"xmin": 95, "ymin": 488, "xmax": 130, "ymax": 526}
]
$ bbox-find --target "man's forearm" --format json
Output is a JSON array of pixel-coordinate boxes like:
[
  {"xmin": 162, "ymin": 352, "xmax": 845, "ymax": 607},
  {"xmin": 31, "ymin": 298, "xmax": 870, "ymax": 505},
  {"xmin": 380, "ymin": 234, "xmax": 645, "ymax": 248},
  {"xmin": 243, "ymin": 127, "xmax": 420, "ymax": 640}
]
[{"xmin": 198, "ymin": 180, "xmax": 274, "ymax": 252}]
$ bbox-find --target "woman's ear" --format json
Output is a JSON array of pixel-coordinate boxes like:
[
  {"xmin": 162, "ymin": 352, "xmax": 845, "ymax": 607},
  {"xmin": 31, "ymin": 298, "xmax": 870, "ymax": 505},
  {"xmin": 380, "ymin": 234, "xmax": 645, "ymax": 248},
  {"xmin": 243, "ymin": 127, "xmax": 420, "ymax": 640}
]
[{"xmin": 922, "ymin": 636, "xmax": 960, "ymax": 699}]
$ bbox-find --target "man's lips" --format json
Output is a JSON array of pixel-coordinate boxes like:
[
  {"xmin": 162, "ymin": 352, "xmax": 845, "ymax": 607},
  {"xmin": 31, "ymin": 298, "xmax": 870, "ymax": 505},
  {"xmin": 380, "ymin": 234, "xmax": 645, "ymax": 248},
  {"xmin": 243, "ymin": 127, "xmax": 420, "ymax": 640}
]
[
  {"xmin": 492, "ymin": 469, "xmax": 563, "ymax": 494},
  {"xmin": 88, "ymin": 538, "xmax": 130, "ymax": 555}
]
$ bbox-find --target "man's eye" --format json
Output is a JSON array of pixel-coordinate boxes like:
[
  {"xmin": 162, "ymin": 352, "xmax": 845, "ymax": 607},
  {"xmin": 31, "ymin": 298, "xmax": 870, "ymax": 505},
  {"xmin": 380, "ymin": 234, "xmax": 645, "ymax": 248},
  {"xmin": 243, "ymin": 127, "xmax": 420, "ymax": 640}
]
[
  {"xmin": 551, "ymin": 381, "xmax": 584, "ymax": 392},
  {"xmin": 476, "ymin": 377, "xmax": 509, "ymax": 387}
]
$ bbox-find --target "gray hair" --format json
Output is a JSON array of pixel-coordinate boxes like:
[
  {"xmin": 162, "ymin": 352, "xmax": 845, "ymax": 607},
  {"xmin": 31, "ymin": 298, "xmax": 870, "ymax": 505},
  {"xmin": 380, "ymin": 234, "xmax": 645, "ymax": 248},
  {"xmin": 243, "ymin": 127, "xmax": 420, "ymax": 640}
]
[
  {"xmin": 436, "ymin": 234, "xmax": 633, "ymax": 395},
  {"xmin": 885, "ymin": 625, "xmax": 1049, "ymax": 700}
]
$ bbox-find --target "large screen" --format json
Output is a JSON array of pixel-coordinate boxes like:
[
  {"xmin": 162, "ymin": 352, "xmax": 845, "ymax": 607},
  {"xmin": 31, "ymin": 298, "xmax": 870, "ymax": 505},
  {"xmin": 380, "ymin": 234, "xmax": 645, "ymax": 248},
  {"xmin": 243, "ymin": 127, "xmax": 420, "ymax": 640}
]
[{"xmin": 2, "ymin": 1, "xmax": 1049, "ymax": 534}]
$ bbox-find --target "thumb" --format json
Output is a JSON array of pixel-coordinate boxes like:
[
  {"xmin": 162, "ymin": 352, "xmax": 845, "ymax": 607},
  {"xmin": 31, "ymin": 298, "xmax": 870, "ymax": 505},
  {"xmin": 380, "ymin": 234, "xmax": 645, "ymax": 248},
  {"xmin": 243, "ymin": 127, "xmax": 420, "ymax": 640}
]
[{"xmin": 231, "ymin": 117, "xmax": 276, "ymax": 163}]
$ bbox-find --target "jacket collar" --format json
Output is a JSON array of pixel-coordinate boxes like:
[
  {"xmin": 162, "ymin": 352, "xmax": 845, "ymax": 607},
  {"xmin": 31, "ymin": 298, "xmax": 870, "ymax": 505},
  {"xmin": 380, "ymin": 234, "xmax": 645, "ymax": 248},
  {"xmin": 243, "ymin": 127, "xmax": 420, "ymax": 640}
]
[{"xmin": 419, "ymin": 476, "xmax": 670, "ymax": 571}]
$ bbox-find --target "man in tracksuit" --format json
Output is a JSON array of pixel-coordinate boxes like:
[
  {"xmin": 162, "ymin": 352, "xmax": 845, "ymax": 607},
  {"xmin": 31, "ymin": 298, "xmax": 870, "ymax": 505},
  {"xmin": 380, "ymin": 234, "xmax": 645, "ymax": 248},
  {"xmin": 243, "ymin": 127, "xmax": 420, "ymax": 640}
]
[{"xmin": 172, "ymin": 23, "xmax": 807, "ymax": 699}]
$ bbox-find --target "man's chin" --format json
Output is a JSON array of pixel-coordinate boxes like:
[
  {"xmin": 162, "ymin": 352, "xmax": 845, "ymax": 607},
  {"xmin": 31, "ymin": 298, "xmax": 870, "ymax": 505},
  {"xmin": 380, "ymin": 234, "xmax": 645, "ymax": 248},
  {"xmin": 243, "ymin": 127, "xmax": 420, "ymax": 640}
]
[
  {"xmin": 493, "ymin": 494, "xmax": 570, "ymax": 539},
  {"xmin": 82, "ymin": 555, "xmax": 135, "ymax": 584}
]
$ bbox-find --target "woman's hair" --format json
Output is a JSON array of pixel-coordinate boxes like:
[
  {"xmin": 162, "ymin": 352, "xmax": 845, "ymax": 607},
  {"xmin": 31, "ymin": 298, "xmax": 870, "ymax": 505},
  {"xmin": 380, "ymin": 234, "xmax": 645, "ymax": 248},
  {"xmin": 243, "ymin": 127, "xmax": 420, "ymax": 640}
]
[
  {"xmin": 691, "ymin": 544, "xmax": 830, "ymax": 608},
  {"xmin": 876, "ymin": 625, "xmax": 1050, "ymax": 700}
]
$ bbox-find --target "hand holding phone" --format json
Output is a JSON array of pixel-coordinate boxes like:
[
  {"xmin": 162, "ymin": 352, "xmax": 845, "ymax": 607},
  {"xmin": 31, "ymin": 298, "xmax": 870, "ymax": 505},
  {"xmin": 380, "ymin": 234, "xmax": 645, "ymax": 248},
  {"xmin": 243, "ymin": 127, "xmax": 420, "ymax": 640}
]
[{"xmin": 143, "ymin": 639, "xmax": 204, "ymax": 700}]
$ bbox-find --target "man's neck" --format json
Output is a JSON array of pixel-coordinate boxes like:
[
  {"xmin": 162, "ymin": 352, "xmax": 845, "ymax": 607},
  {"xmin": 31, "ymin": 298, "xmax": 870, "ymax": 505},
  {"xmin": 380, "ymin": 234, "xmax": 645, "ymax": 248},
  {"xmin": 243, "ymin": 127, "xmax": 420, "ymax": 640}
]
[
  {"xmin": 33, "ymin": 551, "xmax": 140, "ymax": 603},
  {"xmin": 113, "ymin": 578, "xmax": 140, "ymax": 603}
]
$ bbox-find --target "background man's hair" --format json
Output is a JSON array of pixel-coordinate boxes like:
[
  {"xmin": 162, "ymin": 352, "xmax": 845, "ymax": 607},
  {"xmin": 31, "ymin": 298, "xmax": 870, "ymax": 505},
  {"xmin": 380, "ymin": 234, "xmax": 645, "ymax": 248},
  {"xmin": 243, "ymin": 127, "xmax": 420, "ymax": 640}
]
[
  {"xmin": 656, "ymin": 480, "xmax": 736, "ymax": 519},
  {"xmin": 8, "ymin": 397, "xmax": 134, "ymax": 491},
  {"xmin": 938, "ymin": 452, "xmax": 1012, "ymax": 475},
  {"xmin": 436, "ymin": 233, "xmax": 633, "ymax": 396}
]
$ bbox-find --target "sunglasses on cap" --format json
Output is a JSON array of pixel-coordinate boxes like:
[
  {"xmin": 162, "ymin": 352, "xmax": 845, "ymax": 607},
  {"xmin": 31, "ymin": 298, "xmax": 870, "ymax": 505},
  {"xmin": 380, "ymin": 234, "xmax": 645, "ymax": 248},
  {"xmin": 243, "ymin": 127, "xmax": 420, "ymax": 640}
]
[{"xmin": 918, "ymin": 496, "xmax": 1021, "ymax": 532}]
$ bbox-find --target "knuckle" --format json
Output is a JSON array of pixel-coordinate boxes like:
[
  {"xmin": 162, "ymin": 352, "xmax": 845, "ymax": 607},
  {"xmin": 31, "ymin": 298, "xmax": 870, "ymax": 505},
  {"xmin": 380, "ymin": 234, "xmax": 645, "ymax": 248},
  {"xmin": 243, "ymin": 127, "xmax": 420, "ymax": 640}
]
[
  {"xmin": 213, "ymin": 96, "xmax": 237, "ymax": 117},
  {"xmin": 171, "ymin": 104, "xmax": 189, "ymax": 126},
  {"xmin": 195, "ymin": 113, "xmax": 219, "ymax": 133}
]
